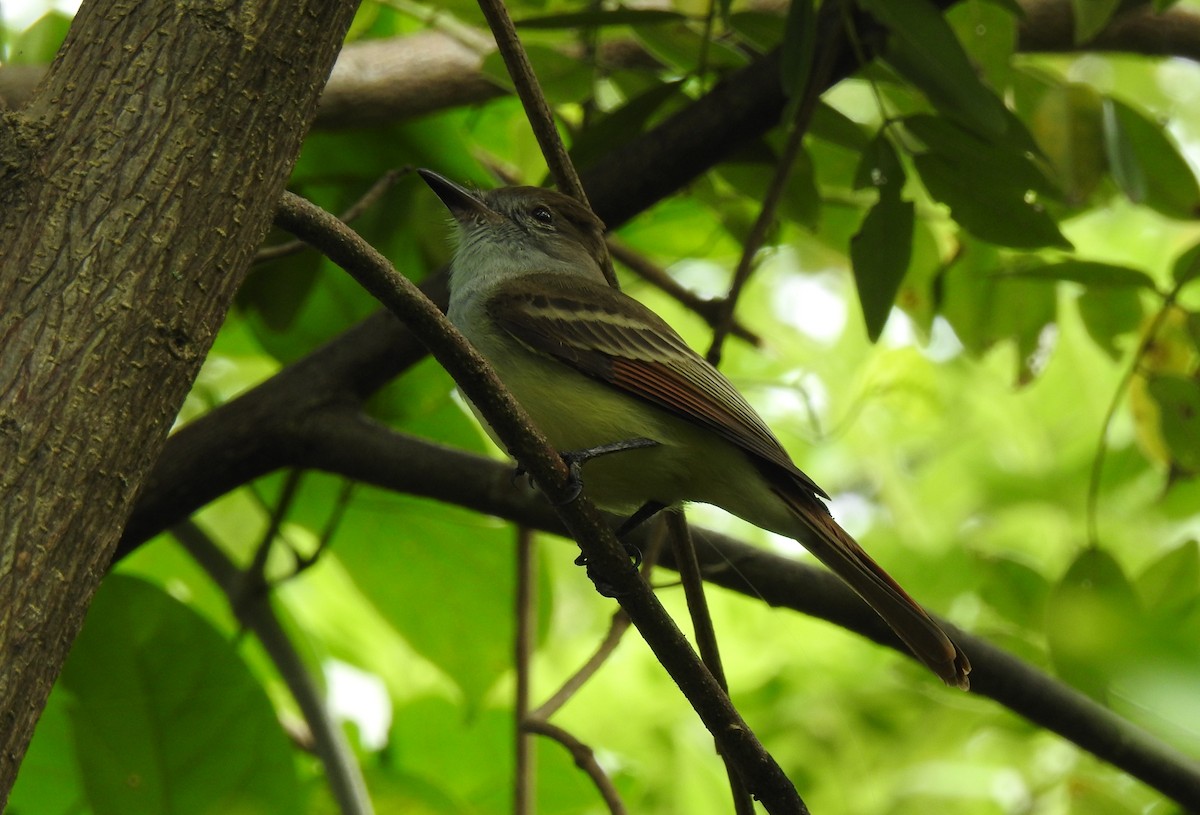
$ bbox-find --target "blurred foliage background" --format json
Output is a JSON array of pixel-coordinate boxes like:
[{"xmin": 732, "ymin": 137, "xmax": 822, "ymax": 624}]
[{"xmin": 5, "ymin": 0, "xmax": 1200, "ymax": 812}]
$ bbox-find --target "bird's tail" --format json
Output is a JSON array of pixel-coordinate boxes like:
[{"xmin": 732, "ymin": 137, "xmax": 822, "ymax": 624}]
[{"xmin": 774, "ymin": 486, "xmax": 971, "ymax": 689}]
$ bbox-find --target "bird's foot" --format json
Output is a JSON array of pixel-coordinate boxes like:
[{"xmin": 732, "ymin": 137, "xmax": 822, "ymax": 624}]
[
  {"xmin": 573, "ymin": 499, "xmax": 667, "ymax": 571},
  {"xmin": 512, "ymin": 437, "xmax": 660, "ymax": 506}
]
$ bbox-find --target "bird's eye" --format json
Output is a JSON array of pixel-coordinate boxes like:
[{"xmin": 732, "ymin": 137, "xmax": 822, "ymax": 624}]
[{"xmin": 531, "ymin": 206, "xmax": 554, "ymax": 225}]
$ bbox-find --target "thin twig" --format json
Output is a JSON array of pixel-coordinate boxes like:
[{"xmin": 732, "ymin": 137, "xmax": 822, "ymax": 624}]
[
  {"xmin": 705, "ymin": 117, "xmax": 809, "ymax": 367},
  {"xmin": 473, "ymin": 0, "xmax": 619, "ymax": 287},
  {"xmin": 524, "ymin": 719, "xmax": 627, "ymax": 815},
  {"xmin": 665, "ymin": 511, "xmax": 755, "ymax": 815},
  {"xmin": 515, "ymin": 526, "xmax": 537, "ymax": 815},
  {"xmin": 236, "ymin": 468, "xmax": 303, "ymax": 607},
  {"xmin": 293, "ymin": 478, "xmax": 357, "ymax": 576},
  {"xmin": 608, "ymin": 239, "xmax": 762, "ymax": 346},
  {"xmin": 255, "ymin": 169, "xmax": 408, "ymax": 264},
  {"xmin": 172, "ymin": 520, "xmax": 374, "ymax": 815},
  {"xmin": 706, "ymin": 3, "xmax": 846, "ymax": 366},
  {"xmin": 474, "ymin": 0, "xmax": 582, "ymax": 203},
  {"xmin": 1086, "ymin": 284, "xmax": 1182, "ymax": 546}
]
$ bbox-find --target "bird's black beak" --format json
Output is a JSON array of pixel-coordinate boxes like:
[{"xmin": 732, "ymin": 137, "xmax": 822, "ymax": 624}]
[{"xmin": 418, "ymin": 169, "xmax": 500, "ymax": 225}]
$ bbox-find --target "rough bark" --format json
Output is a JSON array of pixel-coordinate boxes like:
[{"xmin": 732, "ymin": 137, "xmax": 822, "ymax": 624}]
[{"xmin": 0, "ymin": 0, "xmax": 359, "ymax": 800}]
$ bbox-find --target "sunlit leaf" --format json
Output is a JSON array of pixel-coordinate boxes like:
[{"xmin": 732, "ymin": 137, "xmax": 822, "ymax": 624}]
[
  {"xmin": 1103, "ymin": 98, "xmax": 1200, "ymax": 219},
  {"xmin": 728, "ymin": 10, "xmax": 786, "ymax": 50},
  {"xmin": 1003, "ymin": 260, "xmax": 1155, "ymax": 289},
  {"xmin": 1046, "ymin": 548, "xmax": 1141, "ymax": 702},
  {"xmin": 980, "ymin": 554, "xmax": 1051, "ymax": 629},
  {"xmin": 1137, "ymin": 540, "xmax": 1200, "ymax": 619},
  {"xmin": 7, "ymin": 11, "xmax": 71, "ymax": 64},
  {"xmin": 632, "ymin": 22, "xmax": 748, "ymax": 73},
  {"xmin": 1101, "ymin": 97, "xmax": 1146, "ymax": 205},
  {"xmin": 62, "ymin": 576, "xmax": 301, "ymax": 815},
  {"xmin": 1147, "ymin": 375, "xmax": 1200, "ymax": 472},
  {"xmin": 1076, "ymin": 287, "xmax": 1145, "ymax": 359},
  {"xmin": 8, "ymin": 687, "xmax": 84, "ymax": 815},
  {"xmin": 946, "ymin": 0, "xmax": 1017, "ymax": 91},
  {"xmin": 1173, "ymin": 239, "xmax": 1200, "ymax": 287},
  {"xmin": 861, "ymin": 0, "xmax": 1009, "ymax": 138},
  {"xmin": 1071, "ymin": 0, "xmax": 1121, "ymax": 43},
  {"xmin": 851, "ymin": 194, "xmax": 914, "ymax": 342},
  {"xmin": 937, "ymin": 242, "xmax": 1060, "ymax": 374},
  {"xmin": 332, "ymin": 492, "xmax": 520, "ymax": 708},
  {"xmin": 1030, "ymin": 83, "xmax": 1106, "ymax": 205}
]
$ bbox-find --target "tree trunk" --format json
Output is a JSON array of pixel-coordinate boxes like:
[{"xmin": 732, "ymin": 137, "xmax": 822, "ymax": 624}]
[{"xmin": 0, "ymin": 0, "xmax": 360, "ymax": 801}]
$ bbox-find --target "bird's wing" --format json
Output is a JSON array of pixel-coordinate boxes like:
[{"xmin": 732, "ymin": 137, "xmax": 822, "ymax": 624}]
[{"xmin": 486, "ymin": 272, "xmax": 829, "ymax": 499}]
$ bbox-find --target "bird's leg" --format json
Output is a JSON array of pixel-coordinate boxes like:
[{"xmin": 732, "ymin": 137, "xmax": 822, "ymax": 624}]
[
  {"xmin": 556, "ymin": 437, "xmax": 659, "ymax": 504},
  {"xmin": 512, "ymin": 437, "xmax": 660, "ymax": 504}
]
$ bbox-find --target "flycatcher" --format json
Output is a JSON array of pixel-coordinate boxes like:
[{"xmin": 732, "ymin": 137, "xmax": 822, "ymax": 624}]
[{"xmin": 419, "ymin": 169, "xmax": 970, "ymax": 689}]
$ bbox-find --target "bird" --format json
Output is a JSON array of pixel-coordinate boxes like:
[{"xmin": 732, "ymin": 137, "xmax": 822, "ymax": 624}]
[{"xmin": 419, "ymin": 168, "xmax": 970, "ymax": 689}]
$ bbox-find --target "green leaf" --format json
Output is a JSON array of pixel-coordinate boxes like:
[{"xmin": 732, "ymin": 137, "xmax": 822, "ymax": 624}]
[
  {"xmin": 1172, "ymin": 239, "xmax": 1200, "ymax": 287},
  {"xmin": 906, "ymin": 114, "xmax": 1058, "ymax": 197},
  {"xmin": 1154, "ymin": 0, "xmax": 1183, "ymax": 10},
  {"xmin": 852, "ymin": 132, "xmax": 904, "ymax": 194},
  {"xmin": 728, "ymin": 10, "xmax": 786, "ymax": 51},
  {"xmin": 482, "ymin": 45, "xmax": 595, "ymax": 106},
  {"xmin": 571, "ymin": 80, "xmax": 685, "ymax": 170},
  {"xmin": 1030, "ymin": 82, "xmax": 1106, "ymax": 206},
  {"xmin": 1147, "ymin": 375, "xmax": 1200, "ymax": 472},
  {"xmin": 633, "ymin": 22, "xmax": 748, "ymax": 73},
  {"xmin": 1003, "ymin": 260, "xmax": 1155, "ymax": 289},
  {"xmin": 7, "ymin": 11, "xmax": 71, "ymax": 64},
  {"xmin": 851, "ymin": 195, "xmax": 914, "ymax": 342},
  {"xmin": 1071, "ymin": 0, "xmax": 1121, "ymax": 43},
  {"xmin": 809, "ymin": 101, "xmax": 871, "ymax": 151},
  {"xmin": 780, "ymin": 0, "xmax": 816, "ymax": 110},
  {"xmin": 980, "ymin": 554, "xmax": 1051, "ymax": 629},
  {"xmin": 908, "ymin": 113, "xmax": 1068, "ymax": 249},
  {"xmin": 937, "ymin": 242, "xmax": 1059, "ymax": 376},
  {"xmin": 62, "ymin": 575, "xmax": 301, "ymax": 815},
  {"xmin": 332, "ymin": 492, "xmax": 521, "ymax": 708},
  {"xmin": 8, "ymin": 686, "xmax": 84, "ymax": 815},
  {"xmin": 717, "ymin": 143, "xmax": 819, "ymax": 229},
  {"xmin": 1046, "ymin": 548, "xmax": 1141, "ymax": 702},
  {"xmin": 1102, "ymin": 97, "xmax": 1146, "ymax": 205},
  {"xmin": 1076, "ymin": 287, "xmax": 1145, "ymax": 359},
  {"xmin": 946, "ymin": 0, "xmax": 1017, "ymax": 92},
  {"xmin": 1137, "ymin": 540, "xmax": 1200, "ymax": 619},
  {"xmin": 516, "ymin": 9, "xmax": 686, "ymax": 28},
  {"xmin": 915, "ymin": 152, "xmax": 1070, "ymax": 249},
  {"xmin": 860, "ymin": 0, "xmax": 1009, "ymax": 138},
  {"xmin": 1103, "ymin": 98, "xmax": 1200, "ymax": 219}
]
